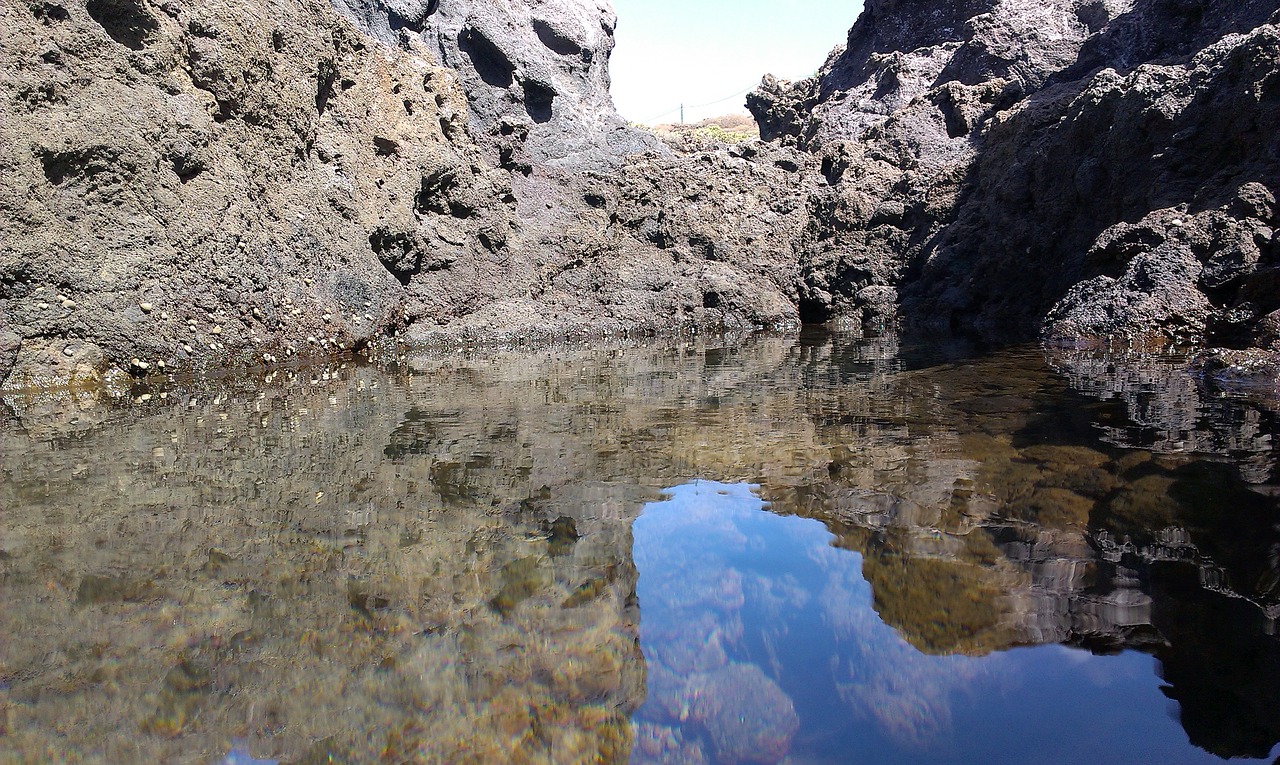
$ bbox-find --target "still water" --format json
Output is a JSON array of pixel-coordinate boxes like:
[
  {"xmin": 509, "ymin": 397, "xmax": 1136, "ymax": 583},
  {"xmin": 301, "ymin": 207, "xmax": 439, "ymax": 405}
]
[{"xmin": 2, "ymin": 331, "xmax": 1279, "ymax": 764}]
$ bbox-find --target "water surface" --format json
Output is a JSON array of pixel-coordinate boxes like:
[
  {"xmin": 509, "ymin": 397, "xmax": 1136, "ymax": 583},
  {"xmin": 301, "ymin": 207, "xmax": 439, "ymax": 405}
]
[{"xmin": 2, "ymin": 332, "xmax": 1279, "ymax": 764}]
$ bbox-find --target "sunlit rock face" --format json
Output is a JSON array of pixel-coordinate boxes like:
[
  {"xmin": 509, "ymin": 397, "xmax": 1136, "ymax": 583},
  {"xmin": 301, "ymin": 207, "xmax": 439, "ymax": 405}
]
[
  {"xmin": 324, "ymin": 0, "xmax": 820, "ymax": 346},
  {"xmin": 0, "ymin": 0, "xmax": 821, "ymax": 391},
  {"xmin": 749, "ymin": 0, "xmax": 1280, "ymax": 348},
  {"xmin": 4, "ymin": 0, "xmax": 1279, "ymax": 393},
  {"xmin": 0, "ymin": 0, "xmax": 523, "ymax": 391},
  {"xmin": 752, "ymin": 0, "xmax": 1119, "ymax": 148},
  {"xmin": 329, "ymin": 0, "xmax": 661, "ymax": 168}
]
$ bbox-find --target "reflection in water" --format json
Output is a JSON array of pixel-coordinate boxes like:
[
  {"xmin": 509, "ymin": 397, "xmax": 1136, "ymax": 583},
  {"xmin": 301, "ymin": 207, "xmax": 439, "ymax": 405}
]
[
  {"xmin": 218, "ymin": 744, "xmax": 277, "ymax": 764},
  {"xmin": 629, "ymin": 482, "xmax": 1245, "ymax": 765},
  {"xmin": 631, "ymin": 481, "xmax": 986, "ymax": 763},
  {"xmin": 632, "ymin": 482, "xmax": 802, "ymax": 765},
  {"xmin": 1, "ymin": 332, "xmax": 1279, "ymax": 763}
]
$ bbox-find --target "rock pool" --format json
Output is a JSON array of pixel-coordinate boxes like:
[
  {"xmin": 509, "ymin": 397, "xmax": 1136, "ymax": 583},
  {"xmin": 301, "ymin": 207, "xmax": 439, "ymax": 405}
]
[{"xmin": 2, "ymin": 331, "xmax": 1278, "ymax": 764}]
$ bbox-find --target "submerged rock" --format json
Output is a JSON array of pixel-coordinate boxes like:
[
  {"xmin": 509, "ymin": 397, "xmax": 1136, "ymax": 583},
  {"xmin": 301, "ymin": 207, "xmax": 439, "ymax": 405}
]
[{"xmin": 685, "ymin": 663, "xmax": 799, "ymax": 765}]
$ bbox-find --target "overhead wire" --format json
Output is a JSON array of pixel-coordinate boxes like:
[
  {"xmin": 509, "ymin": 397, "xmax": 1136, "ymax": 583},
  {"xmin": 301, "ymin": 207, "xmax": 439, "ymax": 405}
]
[
  {"xmin": 638, "ymin": 82, "xmax": 758, "ymax": 124},
  {"xmin": 684, "ymin": 84, "xmax": 757, "ymax": 110}
]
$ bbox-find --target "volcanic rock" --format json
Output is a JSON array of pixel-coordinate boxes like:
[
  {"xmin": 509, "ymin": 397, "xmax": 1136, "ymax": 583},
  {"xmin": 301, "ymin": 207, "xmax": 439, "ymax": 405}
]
[{"xmin": 749, "ymin": 0, "xmax": 1280, "ymax": 348}]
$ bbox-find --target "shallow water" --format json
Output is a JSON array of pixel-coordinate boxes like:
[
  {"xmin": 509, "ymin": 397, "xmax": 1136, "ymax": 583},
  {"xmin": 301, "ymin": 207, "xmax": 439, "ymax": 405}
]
[{"xmin": 2, "ymin": 331, "xmax": 1279, "ymax": 764}]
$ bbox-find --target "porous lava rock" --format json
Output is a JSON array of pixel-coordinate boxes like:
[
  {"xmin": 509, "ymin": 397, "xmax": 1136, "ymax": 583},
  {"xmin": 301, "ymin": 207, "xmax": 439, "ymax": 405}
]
[
  {"xmin": 330, "ymin": 0, "xmax": 662, "ymax": 168},
  {"xmin": 0, "ymin": 0, "xmax": 515, "ymax": 389},
  {"xmin": 5, "ymin": 0, "xmax": 1280, "ymax": 392},
  {"xmin": 749, "ymin": 0, "xmax": 1280, "ymax": 349},
  {"xmin": 0, "ymin": 0, "xmax": 813, "ymax": 391}
]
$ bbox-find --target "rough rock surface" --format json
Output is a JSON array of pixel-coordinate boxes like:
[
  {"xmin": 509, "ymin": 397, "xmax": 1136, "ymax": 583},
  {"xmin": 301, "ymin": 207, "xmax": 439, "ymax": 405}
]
[
  {"xmin": 748, "ymin": 0, "xmax": 1280, "ymax": 350},
  {"xmin": 326, "ymin": 0, "xmax": 816, "ymax": 342},
  {"xmin": 0, "ymin": 0, "xmax": 515, "ymax": 390},
  {"xmin": 5, "ymin": 0, "xmax": 1280, "ymax": 391},
  {"xmin": 0, "ymin": 0, "xmax": 813, "ymax": 391},
  {"xmin": 330, "ymin": 0, "xmax": 661, "ymax": 168}
]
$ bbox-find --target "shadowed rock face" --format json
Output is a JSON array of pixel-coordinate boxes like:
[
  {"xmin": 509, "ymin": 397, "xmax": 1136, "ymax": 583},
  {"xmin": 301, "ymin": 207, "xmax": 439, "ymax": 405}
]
[{"xmin": 748, "ymin": 0, "xmax": 1280, "ymax": 354}]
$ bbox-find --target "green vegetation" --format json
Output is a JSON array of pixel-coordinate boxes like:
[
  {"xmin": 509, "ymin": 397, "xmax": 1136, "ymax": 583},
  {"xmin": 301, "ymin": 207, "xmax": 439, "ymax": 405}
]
[{"xmin": 638, "ymin": 114, "xmax": 760, "ymax": 151}]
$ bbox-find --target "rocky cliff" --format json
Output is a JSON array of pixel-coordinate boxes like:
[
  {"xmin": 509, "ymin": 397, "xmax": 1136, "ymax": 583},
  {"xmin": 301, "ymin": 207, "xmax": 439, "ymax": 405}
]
[
  {"xmin": 331, "ymin": 0, "xmax": 657, "ymax": 168},
  {"xmin": 3, "ymin": 0, "xmax": 1279, "ymax": 393},
  {"xmin": 0, "ymin": 0, "xmax": 513, "ymax": 390},
  {"xmin": 748, "ymin": 0, "xmax": 1280, "ymax": 359},
  {"xmin": 0, "ymin": 0, "xmax": 814, "ymax": 392}
]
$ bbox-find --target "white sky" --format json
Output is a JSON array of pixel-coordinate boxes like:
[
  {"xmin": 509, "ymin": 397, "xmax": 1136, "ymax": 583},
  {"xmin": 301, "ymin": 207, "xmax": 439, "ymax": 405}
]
[{"xmin": 608, "ymin": 0, "xmax": 864, "ymax": 125}]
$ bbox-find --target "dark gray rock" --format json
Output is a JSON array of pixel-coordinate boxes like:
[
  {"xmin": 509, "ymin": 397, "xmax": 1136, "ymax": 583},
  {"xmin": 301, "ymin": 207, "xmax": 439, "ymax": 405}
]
[
  {"xmin": 749, "ymin": 0, "xmax": 1280, "ymax": 350},
  {"xmin": 911, "ymin": 22, "xmax": 1280, "ymax": 343}
]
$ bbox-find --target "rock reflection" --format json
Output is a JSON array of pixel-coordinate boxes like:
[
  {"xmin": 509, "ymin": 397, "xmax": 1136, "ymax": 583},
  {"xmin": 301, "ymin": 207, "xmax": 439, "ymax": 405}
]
[
  {"xmin": 777, "ymin": 339, "xmax": 1280, "ymax": 760},
  {"xmin": 1, "ymin": 355, "xmax": 654, "ymax": 763},
  {"xmin": 1046, "ymin": 347, "xmax": 1279, "ymax": 483},
  {"xmin": 0, "ymin": 333, "xmax": 1278, "ymax": 762}
]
